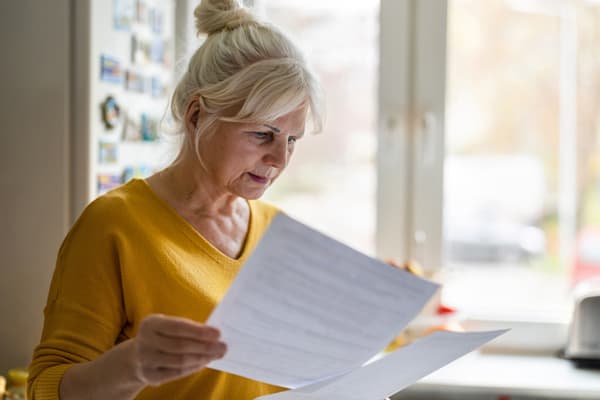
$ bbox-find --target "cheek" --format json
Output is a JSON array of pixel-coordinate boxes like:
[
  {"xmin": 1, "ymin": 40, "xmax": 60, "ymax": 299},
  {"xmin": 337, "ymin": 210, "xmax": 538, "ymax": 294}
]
[
  {"xmin": 223, "ymin": 143, "xmax": 253, "ymax": 165},
  {"xmin": 226, "ymin": 152, "xmax": 258, "ymax": 178}
]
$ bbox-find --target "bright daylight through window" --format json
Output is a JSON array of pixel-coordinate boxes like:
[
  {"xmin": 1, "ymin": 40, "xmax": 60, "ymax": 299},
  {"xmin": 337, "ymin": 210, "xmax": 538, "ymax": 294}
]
[
  {"xmin": 259, "ymin": 0, "xmax": 600, "ymax": 324},
  {"xmin": 259, "ymin": 0, "xmax": 378, "ymax": 256},
  {"xmin": 441, "ymin": 0, "xmax": 600, "ymax": 320}
]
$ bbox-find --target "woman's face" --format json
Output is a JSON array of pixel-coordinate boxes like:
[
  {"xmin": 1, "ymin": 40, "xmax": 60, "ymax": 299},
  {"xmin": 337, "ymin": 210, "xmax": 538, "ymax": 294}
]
[{"xmin": 198, "ymin": 107, "xmax": 307, "ymax": 199}]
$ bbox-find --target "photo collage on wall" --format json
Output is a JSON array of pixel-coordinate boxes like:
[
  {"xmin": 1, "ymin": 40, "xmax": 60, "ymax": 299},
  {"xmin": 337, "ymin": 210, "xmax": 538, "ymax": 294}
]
[{"xmin": 97, "ymin": 0, "xmax": 173, "ymax": 195}]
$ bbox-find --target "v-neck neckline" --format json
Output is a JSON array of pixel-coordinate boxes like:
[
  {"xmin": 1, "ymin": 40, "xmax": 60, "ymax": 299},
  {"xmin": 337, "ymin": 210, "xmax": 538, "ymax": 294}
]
[{"xmin": 135, "ymin": 178, "xmax": 255, "ymax": 264}]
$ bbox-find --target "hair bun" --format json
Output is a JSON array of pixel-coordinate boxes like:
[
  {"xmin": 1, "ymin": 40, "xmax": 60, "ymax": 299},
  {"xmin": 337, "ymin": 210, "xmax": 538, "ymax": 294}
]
[{"xmin": 194, "ymin": 0, "xmax": 256, "ymax": 36}]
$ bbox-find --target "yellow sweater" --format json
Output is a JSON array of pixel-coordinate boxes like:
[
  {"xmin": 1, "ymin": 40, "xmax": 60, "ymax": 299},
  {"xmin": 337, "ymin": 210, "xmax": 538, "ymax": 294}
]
[{"xmin": 28, "ymin": 179, "xmax": 284, "ymax": 399}]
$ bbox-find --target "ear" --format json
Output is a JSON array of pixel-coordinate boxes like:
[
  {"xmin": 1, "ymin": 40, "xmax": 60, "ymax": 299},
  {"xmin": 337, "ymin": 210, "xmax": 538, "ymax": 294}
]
[{"xmin": 184, "ymin": 96, "xmax": 201, "ymax": 135}]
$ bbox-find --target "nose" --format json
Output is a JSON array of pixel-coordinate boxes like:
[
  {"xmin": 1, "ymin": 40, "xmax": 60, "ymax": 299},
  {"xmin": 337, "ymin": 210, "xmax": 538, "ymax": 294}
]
[{"xmin": 264, "ymin": 139, "xmax": 288, "ymax": 168}]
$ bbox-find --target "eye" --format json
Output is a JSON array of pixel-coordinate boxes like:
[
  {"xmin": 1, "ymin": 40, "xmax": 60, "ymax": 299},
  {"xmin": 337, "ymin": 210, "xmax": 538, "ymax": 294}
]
[
  {"xmin": 249, "ymin": 131, "xmax": 272, "ymax": 141},
  {"xmin": 288, "ymin": 136, "xmax": 297, "ymax": 144}
]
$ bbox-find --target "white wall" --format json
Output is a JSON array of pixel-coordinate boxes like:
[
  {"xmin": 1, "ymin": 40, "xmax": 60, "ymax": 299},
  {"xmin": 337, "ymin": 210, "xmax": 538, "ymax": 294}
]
[{"xmin": 0, "ymin": 0, "xmax": 71, "ymax": 373}]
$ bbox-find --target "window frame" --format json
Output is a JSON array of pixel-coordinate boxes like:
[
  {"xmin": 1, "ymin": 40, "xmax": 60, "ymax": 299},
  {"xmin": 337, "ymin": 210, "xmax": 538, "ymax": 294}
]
[
  {"xmin": 377, "ymin": 0, "xmax": 447, "ymax": 274},
  {"xmin": 379, "ymin": 0, "xmax": 573, "ymax": 352},
  {"xmin": 229, "ymin": 0, "xmax": 570, "ymax": 349}
]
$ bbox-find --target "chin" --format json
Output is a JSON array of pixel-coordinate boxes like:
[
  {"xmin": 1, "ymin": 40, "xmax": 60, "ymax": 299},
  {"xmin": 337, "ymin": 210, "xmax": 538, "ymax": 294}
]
[
  {"xmin": 245, "ymin": 190, "xmax": 267, "ymax": 200},
  {"xmin": 234, "ymin": 179, "xmax": 273, "ymax": 200},
  {"xmin": 236, "ymin": 188, "xmax": 268, "ymax": 200}
]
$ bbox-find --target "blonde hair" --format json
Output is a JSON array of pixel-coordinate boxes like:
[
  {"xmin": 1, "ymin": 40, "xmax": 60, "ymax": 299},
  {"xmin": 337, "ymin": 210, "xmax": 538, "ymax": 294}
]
[{"xmin": 170, "ymin": 0, "xmax": 324, "ymax": 162}]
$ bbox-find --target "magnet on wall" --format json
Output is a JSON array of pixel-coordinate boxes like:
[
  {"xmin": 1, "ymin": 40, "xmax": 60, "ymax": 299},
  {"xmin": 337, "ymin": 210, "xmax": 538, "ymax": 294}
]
[
  {"xmin": 141, "ymin": 113, "xmax": 159, "ymax": 141},
  {"xmin": 100, "ymin": 95, "xmax": 121, "ymax": 130},
  {"xmin": 135, "ymin": 0, "xmax": 148, "ymax": 24},
  {"xmin": 131, "ymin": 34, "xmax": 153, "ymax": 65},
  {"xmin": 150, "ymin": 39, "xmax": 164, "ymax": 64},
  {"xmin": 149, "ymin": 7, "xmax": 163, "ymax": 34},
  {"xmin": 97, "ymin": 174, "xmax": 123, "ymax": 194},
  {"xmin": 122, "ymin": 111, "xmax": 142, "ymax": 141},
  {"xmin": 100, "ymin": 54, "xmax": 123, "ymax": 84},
  {"xmin": 125, "ymin": 69, "xmax": 146, "ymax": 93},
  {"xmin": 122, "ymin": 165, "xmax": 154, "ymax": 183},
  {"xmin": 150, "ymin": 76, "xmax": 166, "ymax": 98},
  {"xmin": 98, "ymin": 141, "xmax": 119, "ymax": 164},
  {"xmin": 113, "ymin": 0, "xmax": 135, "ymax": 31}
]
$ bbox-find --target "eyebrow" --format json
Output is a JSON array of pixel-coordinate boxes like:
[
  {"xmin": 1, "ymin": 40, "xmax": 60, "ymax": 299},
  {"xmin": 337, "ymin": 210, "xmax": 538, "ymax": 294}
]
[
  {"xmin": 263, "ymin": 124, "xmax": 281, "ymax": 133},
  {"xmin": 262, "ymin": 124, "xmax": 305, "ymax": 138}
]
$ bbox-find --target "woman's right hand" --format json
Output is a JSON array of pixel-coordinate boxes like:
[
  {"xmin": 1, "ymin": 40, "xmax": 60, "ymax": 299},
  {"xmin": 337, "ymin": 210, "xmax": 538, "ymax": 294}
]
[
  {"xmin": 130, "ymin": 314, "xmax": 227, "ymax": 387},
  {"xmin": 59, "ymin": 314, "xmax": 226, "ymax": 400}
]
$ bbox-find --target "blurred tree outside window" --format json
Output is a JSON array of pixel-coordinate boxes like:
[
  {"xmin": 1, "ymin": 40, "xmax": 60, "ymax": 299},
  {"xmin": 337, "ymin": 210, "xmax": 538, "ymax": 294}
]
[{"xmin": 441, "ymin": 0, "xmax": 600, "ymax": 318}]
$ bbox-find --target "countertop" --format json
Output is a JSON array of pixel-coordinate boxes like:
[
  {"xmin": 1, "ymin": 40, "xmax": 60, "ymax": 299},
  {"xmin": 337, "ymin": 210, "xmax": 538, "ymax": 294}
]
[{"xmin": 394, "ymin": 351, "xmax": 600, "ymax": 399}]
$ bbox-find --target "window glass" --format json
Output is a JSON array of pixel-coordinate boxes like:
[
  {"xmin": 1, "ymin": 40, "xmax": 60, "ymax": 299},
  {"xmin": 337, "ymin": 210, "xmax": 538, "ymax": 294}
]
[
  {"xmin": 442, "ymin": 0, "xmax": 600, "ymax": 318},
  {"xmin": 259, "ymin": 0, "xmax": 379, "ymax": 256}
]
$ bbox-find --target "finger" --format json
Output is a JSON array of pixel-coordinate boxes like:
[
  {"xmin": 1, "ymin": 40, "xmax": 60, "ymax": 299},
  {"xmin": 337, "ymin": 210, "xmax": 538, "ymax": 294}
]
[
  {"xmin": 141, "ymin": 314, "xmax": 221, "ymax": 341},
  {"xmin": 140, "ymin": 335, "xmax": 227, "ymax": 357},
  {"xmin": 386, "ymin": 259, "xmax": 423, "ymax": 276},
  {"xmin": 386, "ymin": 259, "xmax": 403, "ymax": 269},
  {"xmin": 141, "ymin": 350, "xmax": 222, "ymax": 370},
  {"xmin": 140, "ymin": 363, "xmax": 206, "ymax": 387}
]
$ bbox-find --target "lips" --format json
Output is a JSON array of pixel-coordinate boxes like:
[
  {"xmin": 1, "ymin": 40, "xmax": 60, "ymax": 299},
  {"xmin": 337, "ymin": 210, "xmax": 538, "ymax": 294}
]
[{"xmin": 247, "ymin": 172, "xmax": 269, "ymax": 184}]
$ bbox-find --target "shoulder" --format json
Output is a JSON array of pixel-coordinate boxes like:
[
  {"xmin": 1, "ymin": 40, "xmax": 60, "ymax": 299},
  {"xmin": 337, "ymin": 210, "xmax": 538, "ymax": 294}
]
[
  {"xmin": 249, "ymin": 199, "xmax": 281, "ymax": 225},
  {"xmin": 69, "ymin": 179, "xmax": 149, "ymax": 237}
]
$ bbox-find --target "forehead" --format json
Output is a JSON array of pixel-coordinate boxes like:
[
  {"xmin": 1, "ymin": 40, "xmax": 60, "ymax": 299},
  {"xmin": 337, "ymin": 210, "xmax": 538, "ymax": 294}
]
[{"xmin": 265, "ymin": 107, "xmax": 308, "ymax": 133}]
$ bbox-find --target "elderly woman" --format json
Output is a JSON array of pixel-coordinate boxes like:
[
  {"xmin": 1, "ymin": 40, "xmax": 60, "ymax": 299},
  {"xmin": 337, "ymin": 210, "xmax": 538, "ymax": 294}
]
[{"xmin": 27, "ymin": 0, "xmax": 323, "ymax": 399}]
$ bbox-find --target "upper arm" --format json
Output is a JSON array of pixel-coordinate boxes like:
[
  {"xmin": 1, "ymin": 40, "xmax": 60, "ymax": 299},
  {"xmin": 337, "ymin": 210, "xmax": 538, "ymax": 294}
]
[{"xmin": 28, "ymin": 199, "xmax": 127, "ymax": 396}]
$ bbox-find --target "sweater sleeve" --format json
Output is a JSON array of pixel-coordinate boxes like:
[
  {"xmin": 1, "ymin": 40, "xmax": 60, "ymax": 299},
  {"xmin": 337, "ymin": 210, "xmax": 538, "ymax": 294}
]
[{"xmin": 28, "ymin": 197, "xmax": 127, "ymax": 399}]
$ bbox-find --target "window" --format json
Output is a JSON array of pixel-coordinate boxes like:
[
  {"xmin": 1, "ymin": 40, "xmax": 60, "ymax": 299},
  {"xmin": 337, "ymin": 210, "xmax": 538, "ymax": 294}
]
[
  {"xmin": 441, "ymin": 0, "xmax": 600, "ymax": 320},
  {"xmin": 235, "ymin": 1, "xmax": 600, "ymax": 328},
  {"xmin": 257, "ymin": 0, "xmax": 379, "ymax": 256}
]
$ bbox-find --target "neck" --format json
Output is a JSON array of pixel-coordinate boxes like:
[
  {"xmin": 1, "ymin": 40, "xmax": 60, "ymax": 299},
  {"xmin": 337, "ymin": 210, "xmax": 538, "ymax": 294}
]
[{"xmin": 161, "ymin": 156, "xmax": 242, "ymax": 218}]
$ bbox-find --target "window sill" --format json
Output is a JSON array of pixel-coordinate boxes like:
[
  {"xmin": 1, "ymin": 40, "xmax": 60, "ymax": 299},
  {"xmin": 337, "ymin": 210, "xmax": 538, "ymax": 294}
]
[
  {"xmin": 459, "ymin": 316, "xmax": 570, "ymax": 356},
  {"xmin": 395, "ymin": 350, "xmax": 600, "ymax": 399}
]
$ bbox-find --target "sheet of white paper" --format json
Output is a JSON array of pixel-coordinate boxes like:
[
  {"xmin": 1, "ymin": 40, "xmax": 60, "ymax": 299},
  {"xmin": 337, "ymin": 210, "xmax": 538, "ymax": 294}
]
[
  {"xmin": 206, "ymin": 213, "xmax": 439, "ymax": 388},
  {"xmin": 255, "ymin": 329, "xmax": 508, "ymax": 400}
]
